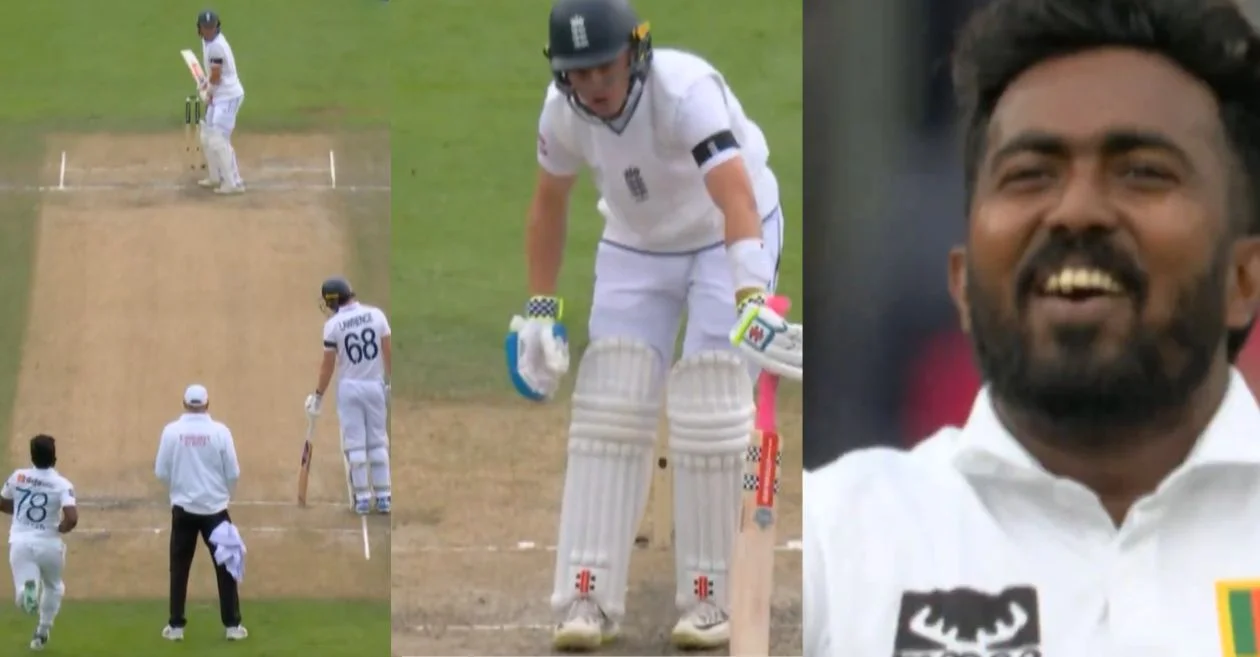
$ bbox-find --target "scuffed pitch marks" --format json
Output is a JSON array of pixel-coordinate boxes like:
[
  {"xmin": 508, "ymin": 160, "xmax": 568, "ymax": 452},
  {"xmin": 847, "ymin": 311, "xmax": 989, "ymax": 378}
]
[
  {"xmin": 390, "ymin": 399, "xmax": 802, "ymax": 545},
  {"xmin": 9, "ymin": 132, "xmax": 386, "ymax": 600},
  {"xmin": 389, "ymin": 398, "xmax": 803, "ymax": 656}
]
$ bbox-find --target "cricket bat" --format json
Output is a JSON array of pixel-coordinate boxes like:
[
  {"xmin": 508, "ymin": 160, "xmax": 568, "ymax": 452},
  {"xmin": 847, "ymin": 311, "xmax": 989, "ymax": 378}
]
[
  {"xmin": 297, "ymin": 419, "xmax": 315, "ymax": 507},
  {"xmin": 179, "ymin": 49, "xmax": 207, "ymax": 87},
  {"xmin": 729, "ymin": 295, "xmax": 790, "ymax": 656},
  {"xmin": 651, "ymin": 449, "xmax": 673, "ymax": 547}
]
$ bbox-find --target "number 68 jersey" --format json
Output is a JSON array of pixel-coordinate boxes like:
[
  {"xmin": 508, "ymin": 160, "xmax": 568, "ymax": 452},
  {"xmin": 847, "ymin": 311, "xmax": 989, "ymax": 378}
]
[
  {"xmin": 1, "ymin": 468, "xmax": 75, "ymax": 543},
  {"xmin": 323, "ymin": 301, "xmax": 391, "ymax": 382}
]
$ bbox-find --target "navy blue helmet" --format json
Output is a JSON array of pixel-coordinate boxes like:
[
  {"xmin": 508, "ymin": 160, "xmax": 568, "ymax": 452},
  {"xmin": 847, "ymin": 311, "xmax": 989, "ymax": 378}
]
[{"xmin": 321, "ymin": 277, "xmax": 355, "ymax": 312}]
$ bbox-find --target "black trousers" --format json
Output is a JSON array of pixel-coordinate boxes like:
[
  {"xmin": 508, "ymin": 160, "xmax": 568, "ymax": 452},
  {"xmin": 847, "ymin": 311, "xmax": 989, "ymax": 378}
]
[{"xmin": 168, "ymin": 505, "xmax": 241, "ymax": 628}]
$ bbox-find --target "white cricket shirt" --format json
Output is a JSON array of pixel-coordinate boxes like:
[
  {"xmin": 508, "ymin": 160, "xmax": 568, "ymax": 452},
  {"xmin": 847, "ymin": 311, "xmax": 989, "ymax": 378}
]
[
  {"xmin": 202, "ymin": 33, "xmax": 244, "ymax": 99},
  {"xmin": 805, "ymin": 369, "xmax": 1260, "ymax": 656},
  {"xmin": 155, "ymin": 412, "xmax": 239, "ymax": 515},
  {"xmin": 323, "ymin": 301, "xmax": 391, "ymax": 382},
  {"xmin": 1, "ymin": 467, "xmax": 75, "ymax": 544},
  {"xmin": 537, "ymin": 48, "xmax": 780, "ymax": 253}
]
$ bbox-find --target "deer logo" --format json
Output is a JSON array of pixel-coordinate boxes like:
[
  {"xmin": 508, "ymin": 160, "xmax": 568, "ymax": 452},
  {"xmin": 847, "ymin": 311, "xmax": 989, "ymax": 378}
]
[
  {"xmin": 892, "ymin": 585, "xmax": 1041, "ymax": 655},
  {"xmin": 909, "ymin": 601, "xmax": 1027, "ymax": 650}
]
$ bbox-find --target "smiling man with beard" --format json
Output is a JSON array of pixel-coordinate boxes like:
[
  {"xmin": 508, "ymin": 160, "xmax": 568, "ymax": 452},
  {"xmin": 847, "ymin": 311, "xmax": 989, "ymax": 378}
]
[{"xmin": 804, "ymin": 0, "xmax": 1260, "ymax": 655}]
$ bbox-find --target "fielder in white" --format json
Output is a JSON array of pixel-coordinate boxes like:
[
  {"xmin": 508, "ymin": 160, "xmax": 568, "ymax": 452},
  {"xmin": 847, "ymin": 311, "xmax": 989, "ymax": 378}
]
[
  {"xmin": 195, "ymin": 9, "xmax": 246, "ymax": 195},
  {"xmin": 305, "ymin": 277, "xmax": 393, "ymax": 515},
  {"xmin": 1, "ymin": 435, "xmax": 77, "ymax": 651},
  {"xmin": 505, "ymin": 0, "xmax": 802, "ymax": 650}
]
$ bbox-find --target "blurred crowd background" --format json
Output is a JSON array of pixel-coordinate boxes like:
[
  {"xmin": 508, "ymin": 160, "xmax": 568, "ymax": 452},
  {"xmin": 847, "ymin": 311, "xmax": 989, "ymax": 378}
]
[{"xmin": 803, "ymin": 0, "xmax": 1260, "ymax": 470}]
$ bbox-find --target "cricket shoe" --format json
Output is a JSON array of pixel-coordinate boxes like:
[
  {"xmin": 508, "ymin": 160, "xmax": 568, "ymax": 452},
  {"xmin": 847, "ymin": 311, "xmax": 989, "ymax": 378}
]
[
  {"xmin": 552, "ymin": 599, "xmax": 619, "ymax": 651},
  {"xmin": 29, "ymin": 625, "xmax": 49, "ymax": 651},
  {"xmin": 214, "ymin": 183, "xmax": 245, "ymax": 195},
  {"xmin": 225, "ymin": 625, "xmax": 248, "ymax": 640},
  {"xmin": 161, "ymin": 625, "xmax": 184, "ymax": 641},
  {"xmin": 354, "ymin": 498, "xmax": 372, "ymax": 515},
  {"xmin": 20, "ymin": 581, "xmax": 36, "ymax": 614},
  {"xmin": 670, "ymin": 601, "xmax": 730, "ymax": 649},
  {"xmin": 375, "ymin": 495, "xmax": 391, "ymax": 514},
  {"xmin": 197, "ymin": 178, "xmax": 220, "ymax": 189}
]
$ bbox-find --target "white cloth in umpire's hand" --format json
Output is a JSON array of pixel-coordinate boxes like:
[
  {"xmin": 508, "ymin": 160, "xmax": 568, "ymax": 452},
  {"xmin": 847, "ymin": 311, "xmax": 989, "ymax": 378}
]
[
  {"xmin": 730, "ymin": 299, "xmax": 802, "ymax": 380},
  {"xmin": 506, "ymin": 315, "xmax": 570, "ymax": 401},
  {"xmin": 304, "ymin": 393, "xmax": 322, "ymax": 418},
  {"xmin": 209, "ymin": 520, "xmax": 246, "ymax": 583}
]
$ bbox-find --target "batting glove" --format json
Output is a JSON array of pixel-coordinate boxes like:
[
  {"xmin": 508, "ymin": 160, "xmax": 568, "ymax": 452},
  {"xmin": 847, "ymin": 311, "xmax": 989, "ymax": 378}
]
[
  {"xmin": 506, "ymin": 295, "xmax": 570, "ymax": 401},
  {"xmin": 730, "ymin": 291, "xmax": 802, "ymax": 380},
  {"xmin": 304, "ymin": 392, "xmax": 322, "ymax": 418}
]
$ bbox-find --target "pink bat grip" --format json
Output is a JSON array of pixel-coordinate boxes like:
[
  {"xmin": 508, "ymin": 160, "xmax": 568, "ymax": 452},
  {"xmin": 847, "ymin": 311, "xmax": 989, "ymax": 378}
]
[{"xmin": 754, "ymin": 295, "xmax": 791, "ymax": 433}]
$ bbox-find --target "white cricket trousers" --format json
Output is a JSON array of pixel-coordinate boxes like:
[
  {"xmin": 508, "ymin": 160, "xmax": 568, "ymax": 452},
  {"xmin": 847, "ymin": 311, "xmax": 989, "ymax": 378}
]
[
  {"xmin": 337, "ymin": 379, "xmax": 389, "ymax": 452},
  {"xmin": 337, "ymin": 378, "xmax": 391, "ymax": 501},
  {"xmin": 10, "ymin": 539, "xmax": 65, "ymax": 619},
  {"xmin": 204, "ymin": 94, "xmax": 244, "ymax": 186},
  {"xmin": 588, "ymin": 206, "xmax": 785, "ymax": 367}
]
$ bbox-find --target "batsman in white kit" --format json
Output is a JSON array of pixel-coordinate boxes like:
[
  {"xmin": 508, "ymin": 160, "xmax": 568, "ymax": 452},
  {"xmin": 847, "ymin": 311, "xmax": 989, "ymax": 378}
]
[
  {"xmin": 305, "ymin": 277, "xmax": 393, "ymax": 515},
  {"xmin": 1, "ymin": 435, "xmax": 77, "ymax": 651},
  {"xmin": 505, "ymin": 0, "xmax": 803, "ymax": 650},
  {"xmin": 194, "ymin": 9, "xmax": 246, "ymax": 195}
]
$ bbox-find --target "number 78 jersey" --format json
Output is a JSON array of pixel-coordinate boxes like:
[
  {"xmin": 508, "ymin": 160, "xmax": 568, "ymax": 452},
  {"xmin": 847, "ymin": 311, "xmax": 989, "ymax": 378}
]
[
  {"xmin": 323, "ymin": 302, "xmax": 391, "ymax": 382},
  {"xmin": 1, "ymin": 468, "xmax": 75, "ymax": 542}
]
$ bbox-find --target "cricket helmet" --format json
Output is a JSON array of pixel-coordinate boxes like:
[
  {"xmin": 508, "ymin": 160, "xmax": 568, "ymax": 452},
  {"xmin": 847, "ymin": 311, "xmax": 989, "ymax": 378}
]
[
  {"xmin": 321, "ymin": 277, "xmax": 355, "ymax": 313},
  {"xmin": 197, "ymin": 9, "xmax": 221, "ymax": 37},
  {"xmin": 544, "ymin": 0, "xmax": 653, "ymax": 113}
]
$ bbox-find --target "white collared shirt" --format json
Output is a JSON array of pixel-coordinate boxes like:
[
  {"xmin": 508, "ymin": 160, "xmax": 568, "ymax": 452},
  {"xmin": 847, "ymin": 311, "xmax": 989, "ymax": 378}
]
[
  {"xmin": 155, "ymin": 412, "xmax": 239, "ymax": 515},
  {"xmin": 805, "ymin": 369, "xmax": 1260, "ymax": 657}
]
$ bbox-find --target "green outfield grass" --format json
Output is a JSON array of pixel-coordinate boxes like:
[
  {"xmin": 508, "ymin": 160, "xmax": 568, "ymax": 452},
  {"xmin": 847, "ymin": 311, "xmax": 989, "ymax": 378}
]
[
  {"xmin": 0, "ymin": 1, "xmax": 389, "ymax": 655},
  {"xmin": 391, "ymin": 0, "xmax": 803, "ymax": 397},
  {"xmin": 0, "ymin": 599, "xmax": 388, "ymax": 655},
  {"xmin": 0, "ymin": 1, "xmax": 387, "ymax": 131}
]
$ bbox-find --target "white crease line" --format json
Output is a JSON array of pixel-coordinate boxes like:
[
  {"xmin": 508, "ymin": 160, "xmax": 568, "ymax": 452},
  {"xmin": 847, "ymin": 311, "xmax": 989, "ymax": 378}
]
[
  {"xmin": 361, "ymin": 515, "xmax": 371, "ymax": 561},
  {"xmin": 0, "ymin": 182, "xmax": 388, "ymax": 193},
  {"xmin": 393, "ymin": 540, "xmax": 803, "ymax": 554},
  {"xmin": 403, "ymin": 622, "xmax": 803, "ymax": 634},
  {"xmin": 73, "ymin": 526, "xmax": 389, "ymax": 536},
  {"xmin": 77, "ymin": 499, "xmax": 346, "ymax": 509},
  {"xmin": 329, "ymin": 149, "xmax": 337, "ymax": 189},
  {"xmin": 65, "ymin": 165, "xmax": 333, "ymax": 175},
  {"xmin": 58, "ymin": 152, "xmax": 66, "ymax": 190}
]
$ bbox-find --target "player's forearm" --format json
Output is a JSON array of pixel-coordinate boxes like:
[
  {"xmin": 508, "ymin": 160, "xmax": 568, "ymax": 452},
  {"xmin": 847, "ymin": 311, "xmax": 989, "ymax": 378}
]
[
  {"xmin": 383, "ymin": 339, "xmax": 392, "ymax": 380},
  {"xmin": 723, "ymin": 202, "xmax": 763, "ymax": 246},
  {"xmin": 723, "ymin": 205, "xmax": 773, "ymax": 304},
  {"xmin": 526, "ymin": 198, "xmax": 568, "ymax": 296},
  {"xmin": 316, "ymin": 360, "xmax": 335, "ymax": 395}
]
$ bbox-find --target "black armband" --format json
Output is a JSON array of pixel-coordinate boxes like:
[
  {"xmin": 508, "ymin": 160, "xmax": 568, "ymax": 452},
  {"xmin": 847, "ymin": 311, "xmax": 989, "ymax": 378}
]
[{"xmin": 691, "ymin": 130, "xmax": 739, "ymax": 167}]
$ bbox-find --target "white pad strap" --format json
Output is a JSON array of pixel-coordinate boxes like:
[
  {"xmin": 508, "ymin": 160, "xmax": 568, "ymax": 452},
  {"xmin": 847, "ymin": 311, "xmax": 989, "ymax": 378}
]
[
  {"xmin": 199, "ymin": 127, "xmax": 220, "ymax": 180},
  {"xmin": 367, "ymin": 446, "xmax": 390, "ymax": 493},
  {"xmin": 551, "ymin": 338, "xmax": 662, "ymax": 620},
  {"xmin": 206, "ymin": 129, "xmax": 236, "ymax": 185},
  {"xmin": 344, "ymin": 449, "xmax": 370, "ymax": 501},
  {"xmin": 667, "ymin": 351, "xmax": 754, "ymax": 611}
]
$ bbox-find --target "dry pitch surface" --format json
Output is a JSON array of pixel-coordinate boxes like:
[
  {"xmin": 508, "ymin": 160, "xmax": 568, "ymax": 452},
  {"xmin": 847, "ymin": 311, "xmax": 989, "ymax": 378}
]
[
  {"xmin": 8, "ymin": 132, "xmax": 389, "ymax": 602},
  {"xmin": 390, "ymin": 399, "xmax": 803, "ymax": 656}
]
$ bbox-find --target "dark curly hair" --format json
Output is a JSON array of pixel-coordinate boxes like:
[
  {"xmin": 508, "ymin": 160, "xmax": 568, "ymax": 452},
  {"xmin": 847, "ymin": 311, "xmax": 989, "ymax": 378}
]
[{"xmin": 952, "ymin": 0, "xmax": 1260, "ymax": 361}]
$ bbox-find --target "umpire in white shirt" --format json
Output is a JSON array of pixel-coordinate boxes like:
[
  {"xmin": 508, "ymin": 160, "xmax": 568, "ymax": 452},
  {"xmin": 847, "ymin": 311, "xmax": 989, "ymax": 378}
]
[{"xmin": 154, "ymin": 384, "xmax": 247, "ymax": 641}]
